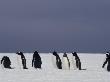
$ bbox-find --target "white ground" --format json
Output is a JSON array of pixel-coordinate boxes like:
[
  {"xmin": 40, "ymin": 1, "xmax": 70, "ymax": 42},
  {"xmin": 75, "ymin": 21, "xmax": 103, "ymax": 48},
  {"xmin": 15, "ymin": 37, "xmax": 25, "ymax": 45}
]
[{"xmin": 0, "ymin": 53, "xmax": 110, "ymax": 82}]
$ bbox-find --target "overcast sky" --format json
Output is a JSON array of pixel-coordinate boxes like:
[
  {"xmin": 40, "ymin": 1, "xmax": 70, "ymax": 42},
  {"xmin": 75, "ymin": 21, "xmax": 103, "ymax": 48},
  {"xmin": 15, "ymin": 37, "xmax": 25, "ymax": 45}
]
[{"xmin": 0, "ymin": 0, "xmax": 110, "ymax": 53}]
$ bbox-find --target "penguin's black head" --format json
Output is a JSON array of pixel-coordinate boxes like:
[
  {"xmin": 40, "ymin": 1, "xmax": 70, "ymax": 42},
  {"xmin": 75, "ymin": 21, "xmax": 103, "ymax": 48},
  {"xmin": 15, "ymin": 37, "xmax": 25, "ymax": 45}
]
[
  {"xmin": 72, "ymin": 52, "xmax": 77, "ymax": 56},
  {"xmin": 16, "ymin": 52, "xmax": 23, "ymax": 55},
  {"xmin": 34, "ymin": 51, "xmax": 38, "ymax": 54}
]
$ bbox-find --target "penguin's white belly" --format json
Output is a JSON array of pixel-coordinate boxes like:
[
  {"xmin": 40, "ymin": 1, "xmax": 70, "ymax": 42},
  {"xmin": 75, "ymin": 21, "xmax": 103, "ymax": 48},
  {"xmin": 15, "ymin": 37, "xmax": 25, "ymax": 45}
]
[
  {"xmin": 62, "ymin": 57, "xmax": 69, "ymax": 70},
  {"xmin": 0, "ymin": 59, "xmax": 4, "ymax": 69},
  {"xmin": 72, "ymin": 56, "xmax": 77, "ymax": 70},
  {"xmin": 52, "ymin": 56, "xmax": 57, "ymax": 69},
  {"xmin": 0, "ymin": 57, "xmax": 4, "ymax": 69},
  {"xmin": 17, "ymin": 55, "xmax": 23, "ymax": 69}
]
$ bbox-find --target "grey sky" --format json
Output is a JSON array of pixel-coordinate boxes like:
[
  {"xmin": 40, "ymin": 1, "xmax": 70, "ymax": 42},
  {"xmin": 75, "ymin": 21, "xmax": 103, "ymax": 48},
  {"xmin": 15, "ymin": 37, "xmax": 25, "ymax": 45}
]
[{"xmin": 0, "ymin": 0, "xmax": 110, "ymax": 53}]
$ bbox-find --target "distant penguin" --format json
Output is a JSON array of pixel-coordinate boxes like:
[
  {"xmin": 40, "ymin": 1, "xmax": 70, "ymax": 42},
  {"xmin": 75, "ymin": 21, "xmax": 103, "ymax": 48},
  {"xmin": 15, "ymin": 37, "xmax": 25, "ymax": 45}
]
[
  {"xmin": 72, "ymin": 52, "xmax": 81, "ymax": 70},
  {"xmin": 16, "ymin": 52, "xmax": 28, "ymax": 69},
  {"xmin": 1, "ymin": 56, "xmax": 12, "ymax": 69},
  {"xmin": 52, "ymin": 51, "xmax": 62, "ymax": 69},
  {"xmin": 102, "ymin": 52, "xmax": 110, "ymax": 71},
  {"xmin": 62, "ymin": 53, "xmax": 70, "ymax": 70},
  {"xmin": 52, "ymin": 54, "xmax": 58, "ymax": 69},
  {"xmin": 32, "ymin": 51, "xmax": 42, "ymax": 69}
]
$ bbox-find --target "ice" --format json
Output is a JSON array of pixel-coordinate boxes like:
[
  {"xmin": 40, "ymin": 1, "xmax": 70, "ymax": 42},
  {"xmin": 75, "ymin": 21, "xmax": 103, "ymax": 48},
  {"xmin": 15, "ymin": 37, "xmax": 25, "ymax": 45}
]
[{"xmin": 0, "ymin": 53, "xmax": 110, "ymax": 82}]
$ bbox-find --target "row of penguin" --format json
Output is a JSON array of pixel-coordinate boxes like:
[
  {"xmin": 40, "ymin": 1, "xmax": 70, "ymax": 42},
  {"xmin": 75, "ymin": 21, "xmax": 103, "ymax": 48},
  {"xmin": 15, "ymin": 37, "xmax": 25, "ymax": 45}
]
[{"xmin": 1, "ymin": 51, "xmax": 110, "ymax": 71}]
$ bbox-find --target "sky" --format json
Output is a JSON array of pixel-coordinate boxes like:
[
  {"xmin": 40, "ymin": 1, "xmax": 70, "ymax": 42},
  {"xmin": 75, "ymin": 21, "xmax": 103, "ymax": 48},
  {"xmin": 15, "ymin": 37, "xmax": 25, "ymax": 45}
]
[{"xmin": 0, "ymin": 0, "xmax": 110, "ymax": 53}]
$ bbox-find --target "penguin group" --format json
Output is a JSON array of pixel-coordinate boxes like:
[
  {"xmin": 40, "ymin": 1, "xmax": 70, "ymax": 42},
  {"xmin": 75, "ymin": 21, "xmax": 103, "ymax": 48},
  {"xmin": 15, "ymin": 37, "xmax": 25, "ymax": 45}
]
[
  {"xmin": 0, "ymin": 51, "xmax": 81, "ymax": 70},
  {"xmin": 1, "ymin": 51, "xmax": 42, "ymax": 69},
  {"xmin": 1, "ymin": 51, "xmax": 110, "ymax": 72}
]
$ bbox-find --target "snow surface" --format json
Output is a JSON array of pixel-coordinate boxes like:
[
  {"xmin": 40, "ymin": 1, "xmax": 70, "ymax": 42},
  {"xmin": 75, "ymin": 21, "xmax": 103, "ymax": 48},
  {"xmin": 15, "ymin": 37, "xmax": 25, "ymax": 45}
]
[{"xmin": 0, "ymin": 53, "xmax": 110, "ymax": 82}]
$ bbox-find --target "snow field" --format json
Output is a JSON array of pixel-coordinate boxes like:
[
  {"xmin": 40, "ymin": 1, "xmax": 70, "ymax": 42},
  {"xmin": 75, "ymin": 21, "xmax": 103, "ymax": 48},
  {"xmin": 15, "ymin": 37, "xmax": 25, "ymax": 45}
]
[{"xmin": 0, "ymin": 53, "xmax": 110, "ymax": 82}]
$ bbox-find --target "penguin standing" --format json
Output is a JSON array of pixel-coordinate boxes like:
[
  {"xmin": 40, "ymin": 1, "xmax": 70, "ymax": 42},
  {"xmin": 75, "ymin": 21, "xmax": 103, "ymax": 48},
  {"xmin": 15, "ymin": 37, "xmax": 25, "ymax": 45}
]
[
  {"xmin": 1, "ymin": 56, "xmax": 12, "ymax": 69},
  {"xmin": 62, "ymin": 53, "xmax": 70, "ymax": 70},
  {"xmin": 16, "ymin": 52, "xmax": 28, "ymax": 69},
  {"xmin": 52, "ymin": 51, "xmax": 62, "ymax": 69},
  {"xmin": 72, "ymin": 52, "xmax": 81, "ymax": 70},
  {"xmin": 102, "ymin": 52, "xmax": 110, "ymax": 71},
  {"xmin": 32, "ymin": 51, "xmax": 42, "ymax": 69}
]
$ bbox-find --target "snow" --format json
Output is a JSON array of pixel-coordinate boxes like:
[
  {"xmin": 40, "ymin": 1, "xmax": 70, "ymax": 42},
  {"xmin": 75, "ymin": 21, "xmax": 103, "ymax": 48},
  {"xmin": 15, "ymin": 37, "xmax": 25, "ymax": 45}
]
[{"xmin": 0, "ymin": 53, "xmax": 110, "ymax": 82}]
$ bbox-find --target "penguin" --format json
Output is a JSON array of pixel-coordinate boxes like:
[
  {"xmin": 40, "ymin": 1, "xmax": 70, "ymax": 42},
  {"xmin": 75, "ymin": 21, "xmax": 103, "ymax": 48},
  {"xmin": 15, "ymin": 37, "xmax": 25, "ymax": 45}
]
[
  {"xmin": 62, "ymin": 53, "xmax": 70, "ymax": 70},
  {"xmin": 32, "ymin": 51, "xmax": 42, "ymax": 69},
  {"xmin": 1, "ymin": 56, "xmax": 12, "ymax": 69},
  {"xmin": 16, "ymin": 52, "xmax": 28, "ymax": 69},
  {"xmin": 102, "ymin": 52, "xmax": 110, "ymax": 71},
  {"xmin": 72, "ymin": 52, "xmax": 81, "ymax": 70},
  {"xmin": 52, "ymin": 51, "xmax": 62, "ymax": 69}
]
